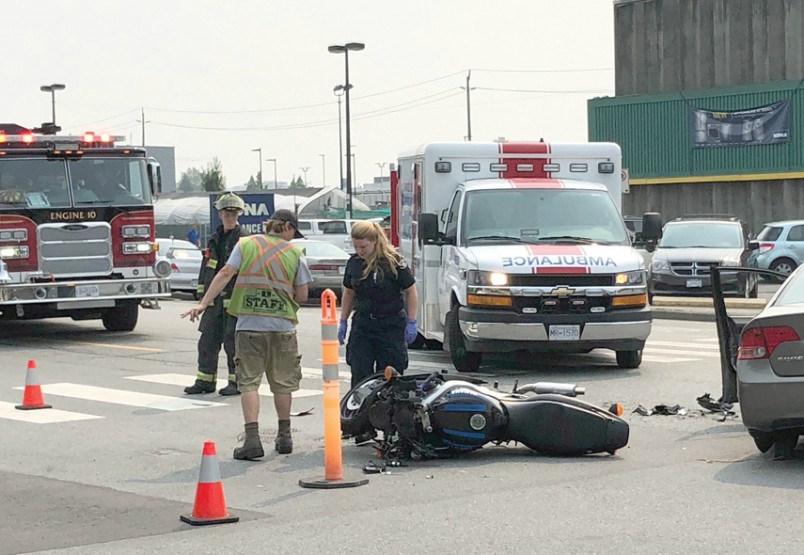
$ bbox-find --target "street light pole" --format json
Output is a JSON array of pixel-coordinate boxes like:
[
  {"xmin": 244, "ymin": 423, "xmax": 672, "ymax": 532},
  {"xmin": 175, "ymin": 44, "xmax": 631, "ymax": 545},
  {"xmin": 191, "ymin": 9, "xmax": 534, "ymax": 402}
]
[
  {"xmin": 318, "ymin": 153, "xmax": 326, "ymax": 188},
  {"xmin": 329, "ymin": 42, "xmax": 365, "ymax": 219},
  {"xmin": 376, "ymin": 162, "xmax": 386, "ymax": 188},
  {"xmin": 299, "ymin": 166, "xmax": 309, "ymax": 186},
  {"xmin": 39, "ymin": 83, "xmax": 66, "ymax": 128},
  {"xmin": 266, "ymin": 158, "xmax": 278, "ymax": 189},
  {"xmin": 333, "ymin": 86, "xmax": 345, "ymax": 191},
  {"xmin": 252, "ymin": 148, "xmax": 263, "ymax": 189}
]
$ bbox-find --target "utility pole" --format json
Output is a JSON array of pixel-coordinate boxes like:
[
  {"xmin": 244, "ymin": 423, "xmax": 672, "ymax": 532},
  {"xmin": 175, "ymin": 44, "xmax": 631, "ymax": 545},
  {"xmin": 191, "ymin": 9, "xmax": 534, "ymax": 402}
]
[
  {"xmin": 376, "ymin": 162, "xmax": 386, "ymax": 188},
  {"xmin": 299, "ymin": 166, "xmax": 310, "ymax": 186},
  {"xmin": 136, "ymin": 107, "xmax": 150, "ymax": 146},
  {"xmin": 465, "ymin": 70, "xmax": 472, "ymax": 141},
  {"xmin": 252, "ymin": 148, "xmax": 263, "ymax": 189}
]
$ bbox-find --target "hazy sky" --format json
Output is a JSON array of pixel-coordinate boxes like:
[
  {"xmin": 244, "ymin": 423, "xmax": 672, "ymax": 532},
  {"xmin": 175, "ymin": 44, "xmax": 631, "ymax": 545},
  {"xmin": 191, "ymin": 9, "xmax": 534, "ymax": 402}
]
[{"xmin": 5, "ymin": 1, "xmax": 615, "ymax": 189}]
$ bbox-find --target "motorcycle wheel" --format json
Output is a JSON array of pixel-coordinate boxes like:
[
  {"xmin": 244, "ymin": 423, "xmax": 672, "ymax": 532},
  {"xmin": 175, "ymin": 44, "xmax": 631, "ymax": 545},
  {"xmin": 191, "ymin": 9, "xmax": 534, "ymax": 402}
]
[{"xmin": 340, "ymin": 373, "xmax": 386, "ymax": 437}]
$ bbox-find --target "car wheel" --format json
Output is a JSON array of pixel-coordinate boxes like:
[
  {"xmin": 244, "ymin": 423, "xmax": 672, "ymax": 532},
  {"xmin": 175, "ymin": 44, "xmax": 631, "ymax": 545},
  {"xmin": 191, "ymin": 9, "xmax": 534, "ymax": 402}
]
[
  {"xmin": 749, "ymin": 430, "xmax": 774, "ymax": 453},
  {"xmin": 446, "ymin": 307, "xmax": 482, "ymax": 373},
  {"xmin": 408, "ymin": 332, "xmax": 426, "ymax": 350},
  {"xmin": 616, "ymin": 349, "xmax": 642, "ymax": 369},
  {"xmin": 770, "ymin": 258, "xmax": 797, "ymax": 279},
  {"xmin": 772, "ymin": 431, "xmax": 798, "ymax": 460}
]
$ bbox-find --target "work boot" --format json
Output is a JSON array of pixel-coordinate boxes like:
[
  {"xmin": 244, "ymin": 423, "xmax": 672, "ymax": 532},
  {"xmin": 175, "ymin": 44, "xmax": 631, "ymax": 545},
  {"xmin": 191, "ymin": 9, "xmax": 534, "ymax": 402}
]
[
  {"xmin": 275, "ymin": 431, "xmax": 293, "ymax": 454},
  {"xmin": 233, "ymin": 422, "xmax": 264, "ymax": 461},
  {"xmin": 275, "ymin": 419, "xmax": 293, "ymax": 454},
  {"xmin": 184, "ymin": 379, "xmax": 215, "ymax": 395},
  {"xmin": 218, "ymin": 381, "xmax": 240, "ymax": 396}
]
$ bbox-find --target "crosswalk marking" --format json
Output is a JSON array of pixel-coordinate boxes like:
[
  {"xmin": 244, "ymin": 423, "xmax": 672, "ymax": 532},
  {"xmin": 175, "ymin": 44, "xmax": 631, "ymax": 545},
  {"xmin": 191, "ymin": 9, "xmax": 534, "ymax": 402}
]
[
  {"xmin": 13, "ymin": 383, "xmax": 226, "ymax": 411},
  {"xmin": 126, "ymin": 373, "xmax": 322, "ymax": 398},
  {"xmin": 0, "ymin": 401, "xmax": 102, "ymax": 424},
  {"xmin": 646, "ymin": 340, "xmax": 720, "ymax": 350},
  {"xmin": 644, "ymin": 347, "xmax": 720, "ymax": 358}
]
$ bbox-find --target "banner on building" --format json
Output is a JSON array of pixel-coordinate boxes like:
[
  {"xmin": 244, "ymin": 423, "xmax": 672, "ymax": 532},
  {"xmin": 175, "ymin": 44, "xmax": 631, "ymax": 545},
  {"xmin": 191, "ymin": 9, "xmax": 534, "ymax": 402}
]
[
  {"xmin": 690, "ymin": 100, "xmax": 790, "ymax": 148},
  {"xmin": 209, "ymin": 192, "xmax": 274, "ymax": 236}
]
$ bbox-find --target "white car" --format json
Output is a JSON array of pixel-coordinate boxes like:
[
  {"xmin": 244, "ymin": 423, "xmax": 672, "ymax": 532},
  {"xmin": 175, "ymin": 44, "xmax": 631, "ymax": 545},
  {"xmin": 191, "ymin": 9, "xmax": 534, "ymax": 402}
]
[{"xmin": 156, "ymin": 238, "xmax": 203, "ymax": 299}]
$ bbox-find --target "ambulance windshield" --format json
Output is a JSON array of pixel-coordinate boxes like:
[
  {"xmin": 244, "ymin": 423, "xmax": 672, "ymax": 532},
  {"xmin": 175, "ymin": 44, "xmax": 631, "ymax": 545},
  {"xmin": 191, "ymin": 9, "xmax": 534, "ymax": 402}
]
[{"xmin": 463, "ymin": 189, "xmax": 629, "ymax": 245}]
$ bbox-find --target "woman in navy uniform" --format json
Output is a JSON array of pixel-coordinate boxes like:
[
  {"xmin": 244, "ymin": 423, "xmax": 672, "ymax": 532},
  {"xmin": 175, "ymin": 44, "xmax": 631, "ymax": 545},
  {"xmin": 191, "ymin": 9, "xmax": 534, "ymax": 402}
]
[{"xmin": 339, "ymin": 221, "xmax": 418, "ymax": 387}]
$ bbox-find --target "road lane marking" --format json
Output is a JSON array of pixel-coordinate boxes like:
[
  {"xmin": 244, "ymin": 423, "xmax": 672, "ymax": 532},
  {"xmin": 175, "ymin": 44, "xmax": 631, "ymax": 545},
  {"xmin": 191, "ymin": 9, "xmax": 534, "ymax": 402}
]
[
  {"xmin": 14, "ymin": 383, "xmax": 225, "ymax": 411},
  {"xmin": 0, "ymin": 401, "xmax": 102, "ymax": 423},
  {"xmin": 72, "ymin": 341, "xmax": 163, "ymax": 352},
  {"xmin": 126, "ymin": 373, "xmax": 322, "ymax": 397},
  {"xmin": 641, "ymin": 355, "xmax": 699, "ymax": 363}
]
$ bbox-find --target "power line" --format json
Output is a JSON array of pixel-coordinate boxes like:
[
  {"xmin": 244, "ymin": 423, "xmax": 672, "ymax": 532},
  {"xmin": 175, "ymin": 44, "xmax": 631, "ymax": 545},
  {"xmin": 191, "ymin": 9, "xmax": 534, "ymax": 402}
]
[
  {"xmin": 472, "ymin": 67, "xmax": 613, "ymax": 73},
  {"xmin": 474, "ymin": 86, "xmax": 613, "ymax": 93}
]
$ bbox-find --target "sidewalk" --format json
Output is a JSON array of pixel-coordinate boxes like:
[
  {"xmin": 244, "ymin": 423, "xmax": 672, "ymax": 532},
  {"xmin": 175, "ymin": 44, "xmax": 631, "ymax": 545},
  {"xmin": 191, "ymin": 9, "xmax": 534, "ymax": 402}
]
[{"xmin": 651, "ymin": 296, "xmax": 766, "ymax": 322}]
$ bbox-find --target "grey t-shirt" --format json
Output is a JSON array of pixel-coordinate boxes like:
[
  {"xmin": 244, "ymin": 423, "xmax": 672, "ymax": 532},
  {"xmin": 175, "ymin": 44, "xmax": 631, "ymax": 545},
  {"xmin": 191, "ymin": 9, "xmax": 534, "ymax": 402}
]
[{"xmin": 226, "ymin": 240, "xmax": 312, "ymax": 332}]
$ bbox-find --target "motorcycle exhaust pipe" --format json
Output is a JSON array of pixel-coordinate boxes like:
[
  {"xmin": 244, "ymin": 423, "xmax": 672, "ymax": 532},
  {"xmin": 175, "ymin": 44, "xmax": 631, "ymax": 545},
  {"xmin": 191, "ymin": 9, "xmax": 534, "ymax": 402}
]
[{"xmin": 517, "ymin": 382, "xmax": 585, "ymax": 397}]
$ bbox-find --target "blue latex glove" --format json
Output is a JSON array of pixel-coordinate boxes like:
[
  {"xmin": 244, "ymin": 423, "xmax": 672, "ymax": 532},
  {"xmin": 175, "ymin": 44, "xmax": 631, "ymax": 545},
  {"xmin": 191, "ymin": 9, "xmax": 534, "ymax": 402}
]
[
  {"xmin": 338, "ymin": 319, "xmax": 348, "ymax": 345},
  {"xmin": 404, "ymin": 318, "xmax": 418, "ymax": 345}
]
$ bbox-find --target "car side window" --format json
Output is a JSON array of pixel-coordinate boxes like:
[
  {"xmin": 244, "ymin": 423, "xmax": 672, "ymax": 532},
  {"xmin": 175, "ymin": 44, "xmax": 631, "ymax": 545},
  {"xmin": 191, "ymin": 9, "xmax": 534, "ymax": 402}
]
[
  {"xmin": 320, "ymin": 221, "xmax": 347, "ymax": 234},
  {"xmin": 787, "ymin": 225, "xmax": 804, "ymax": 242}
]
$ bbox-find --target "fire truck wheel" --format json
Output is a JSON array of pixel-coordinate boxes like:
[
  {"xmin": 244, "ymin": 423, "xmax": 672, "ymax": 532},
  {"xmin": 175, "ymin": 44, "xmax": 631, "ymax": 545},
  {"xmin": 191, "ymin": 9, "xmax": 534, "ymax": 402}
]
[
  {"xmin": 102, "ymin": 303, "xmax": 139, "ymax": 332},
  {"xmin": 446, "ymin": 307, "xmax": 482, "ymax": 373}
]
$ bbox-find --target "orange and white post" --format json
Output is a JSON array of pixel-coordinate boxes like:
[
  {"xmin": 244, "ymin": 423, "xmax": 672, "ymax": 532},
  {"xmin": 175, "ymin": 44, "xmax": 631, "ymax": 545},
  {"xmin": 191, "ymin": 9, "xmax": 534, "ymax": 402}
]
[
  {"xmin": 320, "ymin": 289, "xmax": 343, "ymax": 480},
  {"xmin": 299, "ymin": 289, "xmax": 368, "ymax": 489}
]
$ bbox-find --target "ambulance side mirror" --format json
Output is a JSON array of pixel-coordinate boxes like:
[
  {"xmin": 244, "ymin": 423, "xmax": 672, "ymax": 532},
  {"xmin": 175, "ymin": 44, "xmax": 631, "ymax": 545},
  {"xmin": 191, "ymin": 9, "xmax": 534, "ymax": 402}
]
[{"xmin": 419, "ymin": 213, "xmax": 439, "ymax": 244}]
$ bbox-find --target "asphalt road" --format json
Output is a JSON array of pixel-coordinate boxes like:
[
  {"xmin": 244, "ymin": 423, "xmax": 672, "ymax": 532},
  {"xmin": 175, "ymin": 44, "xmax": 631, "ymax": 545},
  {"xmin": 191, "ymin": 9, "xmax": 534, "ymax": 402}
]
[{"xmin": 1, "ymin": 291, "xmax": 801, "ymax": 555}]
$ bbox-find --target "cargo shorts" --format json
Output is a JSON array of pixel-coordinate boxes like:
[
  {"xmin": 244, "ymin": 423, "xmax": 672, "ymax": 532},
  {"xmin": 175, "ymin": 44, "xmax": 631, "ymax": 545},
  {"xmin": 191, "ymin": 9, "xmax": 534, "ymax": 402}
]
[{"xmin": 234, "ymin": 330, "xmax": 302, "ymax": 394}]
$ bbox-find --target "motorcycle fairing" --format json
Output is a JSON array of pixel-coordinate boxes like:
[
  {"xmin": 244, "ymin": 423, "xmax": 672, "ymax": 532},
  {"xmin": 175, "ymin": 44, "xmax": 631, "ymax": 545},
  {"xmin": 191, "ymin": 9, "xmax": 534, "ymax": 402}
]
[
  {"xmin": 429, "ymin": 391, "xmax": 506, "ymax": 450},
  {"xmin": 502, "ymin": 394, "xmax": 629, "ymax": 455}
]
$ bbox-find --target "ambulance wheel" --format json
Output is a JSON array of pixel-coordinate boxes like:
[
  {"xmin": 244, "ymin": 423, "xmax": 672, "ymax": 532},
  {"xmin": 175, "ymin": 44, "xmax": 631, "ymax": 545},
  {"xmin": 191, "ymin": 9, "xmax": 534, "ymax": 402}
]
[
  {"xmin": 447, "ymin": 308, "xmax": 482, "ymax": 373},
  {"xmin": 102, "ymin": 302, "xmax": 139, "ymax": 332},
  {"xmin": 616, "ymin": 349, "xmax": 642, "ymax": 369}
]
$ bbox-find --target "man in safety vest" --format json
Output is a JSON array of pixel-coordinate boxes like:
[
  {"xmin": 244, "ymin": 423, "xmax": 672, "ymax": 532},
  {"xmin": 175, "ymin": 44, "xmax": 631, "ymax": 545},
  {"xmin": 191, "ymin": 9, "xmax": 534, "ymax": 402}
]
[
  {"xmin": 184, "ymin": 192, "xmax": 248, "ymax": 396},
  {"xmin": 182, "ymin": 209, "xmax": 311, "ymax": 459}
]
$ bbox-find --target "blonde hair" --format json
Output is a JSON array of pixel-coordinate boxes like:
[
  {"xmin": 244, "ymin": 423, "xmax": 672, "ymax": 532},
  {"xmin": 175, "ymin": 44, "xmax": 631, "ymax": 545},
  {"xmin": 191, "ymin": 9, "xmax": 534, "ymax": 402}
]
[
  {"xmin": 351, "ymin": 220, "xmax": 402, "ymax": 280},
  {"xmin": 263, "ymin": 218, "xmax": 292, "ymax": 235}
]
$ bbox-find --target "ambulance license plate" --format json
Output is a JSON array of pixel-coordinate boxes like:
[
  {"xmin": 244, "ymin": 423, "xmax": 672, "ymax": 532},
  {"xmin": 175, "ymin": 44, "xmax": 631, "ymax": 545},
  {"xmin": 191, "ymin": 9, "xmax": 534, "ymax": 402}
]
[
  {"xmin": 75, "ymin": 284, "xmax": 100, "ymax": 298},
  {"xmin": 549, "ymin": 325, "xmax": 580, "ymax": 341},
  {"xmin": 686, "ymin": 279, "xmax": 703, "ymax": 288}
]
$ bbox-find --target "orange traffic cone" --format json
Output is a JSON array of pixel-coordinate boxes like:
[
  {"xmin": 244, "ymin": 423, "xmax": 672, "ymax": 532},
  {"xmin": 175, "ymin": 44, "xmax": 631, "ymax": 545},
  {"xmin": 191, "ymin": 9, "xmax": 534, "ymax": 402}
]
[
  {"xmin": 180, "ymin": 441, "xmax": 239, "ymax": 526},
  {"xmin": 15, "ymin": 359, "xmax": 51, "ymax": 411}
]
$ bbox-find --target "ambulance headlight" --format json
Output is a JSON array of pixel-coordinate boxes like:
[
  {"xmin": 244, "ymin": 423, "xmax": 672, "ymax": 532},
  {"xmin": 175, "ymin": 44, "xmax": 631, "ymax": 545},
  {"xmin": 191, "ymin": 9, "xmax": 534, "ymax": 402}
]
[
  {"xmin": 468, "ymin": 270, "xmax": 509, "ymax": 286},
  {"xmin": 615, "ymin": 270, "xmax": 645, "ymax": 285}
]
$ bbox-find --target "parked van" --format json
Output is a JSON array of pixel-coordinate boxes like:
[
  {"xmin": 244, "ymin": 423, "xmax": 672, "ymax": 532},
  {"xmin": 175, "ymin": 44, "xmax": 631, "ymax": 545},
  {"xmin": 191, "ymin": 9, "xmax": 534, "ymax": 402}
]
[{"xmin": 297, "ymin": 218, "xmax": 385, "ymax": 253}]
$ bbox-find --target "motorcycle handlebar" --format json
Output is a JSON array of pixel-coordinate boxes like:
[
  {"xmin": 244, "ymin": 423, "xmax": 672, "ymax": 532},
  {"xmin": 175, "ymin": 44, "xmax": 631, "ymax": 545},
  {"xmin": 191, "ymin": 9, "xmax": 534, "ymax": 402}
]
[{"xmin": 517, "ymin": 382, "xmax": 585, "ymax": 397}]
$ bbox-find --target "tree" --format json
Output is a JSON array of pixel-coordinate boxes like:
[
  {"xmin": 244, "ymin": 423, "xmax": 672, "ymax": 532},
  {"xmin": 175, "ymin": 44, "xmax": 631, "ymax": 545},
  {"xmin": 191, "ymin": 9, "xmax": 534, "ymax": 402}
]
[
  {"xmin": 199, "ymin": 157, "xmax": 226, "ymax": 192},
  {"xmin": 177, "ymin": 167, "xmax": 203, "ymax": 192},
  {"xmin": 245, "ymin": 175, "xmax": 261, "ymax": 191},
  {"xmin": 289, "ymin": 175, "xmax": 305, "ymax": 189}
]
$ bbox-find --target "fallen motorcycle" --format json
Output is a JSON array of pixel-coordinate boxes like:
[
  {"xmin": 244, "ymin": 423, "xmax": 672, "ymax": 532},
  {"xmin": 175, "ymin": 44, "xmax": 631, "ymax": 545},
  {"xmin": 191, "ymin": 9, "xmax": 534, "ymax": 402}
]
[{"xmin": 340, "ymin": 368, "xmax": 629, "ymax": 461}]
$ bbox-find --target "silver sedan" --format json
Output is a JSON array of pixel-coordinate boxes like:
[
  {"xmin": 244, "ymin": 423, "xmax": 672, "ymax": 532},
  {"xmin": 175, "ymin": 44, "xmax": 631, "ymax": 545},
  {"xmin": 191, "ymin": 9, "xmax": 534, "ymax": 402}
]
[{"xmin": 292, "ymin": 239, "xmax": 350, "ymax": 295}]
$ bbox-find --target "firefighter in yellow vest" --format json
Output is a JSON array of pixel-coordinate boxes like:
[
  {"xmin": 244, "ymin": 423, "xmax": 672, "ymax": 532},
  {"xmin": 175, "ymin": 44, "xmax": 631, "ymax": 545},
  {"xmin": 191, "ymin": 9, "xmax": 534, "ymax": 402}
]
[
  {"xmin": 182, "ymin": 209, "xmax": 311, "ymax": 458},
  {"xmin": 184, "ymin": 192, "xmax": 248, "ymax": 396}
]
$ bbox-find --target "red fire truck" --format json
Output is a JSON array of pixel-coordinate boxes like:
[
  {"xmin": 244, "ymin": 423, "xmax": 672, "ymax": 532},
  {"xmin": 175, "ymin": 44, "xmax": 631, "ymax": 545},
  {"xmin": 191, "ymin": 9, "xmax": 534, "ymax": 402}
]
[{"xmin": 0, "ymin": 124, "xmax": 171, "ymax": 331}]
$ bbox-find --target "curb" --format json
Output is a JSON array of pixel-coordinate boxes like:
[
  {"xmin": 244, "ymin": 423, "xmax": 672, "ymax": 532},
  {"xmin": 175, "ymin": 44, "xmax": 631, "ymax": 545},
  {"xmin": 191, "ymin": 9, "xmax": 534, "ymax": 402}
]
[{"xmin": 651, "ymin": 307, "xmax": 762, "ymax": 322}]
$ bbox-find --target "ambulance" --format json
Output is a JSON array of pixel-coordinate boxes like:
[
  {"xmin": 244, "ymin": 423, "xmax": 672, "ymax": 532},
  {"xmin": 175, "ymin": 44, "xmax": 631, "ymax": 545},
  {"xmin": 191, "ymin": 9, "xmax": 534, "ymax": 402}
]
[{"xmin": 389, "ymin": 140, "xmax": 661, "ymax": 372}]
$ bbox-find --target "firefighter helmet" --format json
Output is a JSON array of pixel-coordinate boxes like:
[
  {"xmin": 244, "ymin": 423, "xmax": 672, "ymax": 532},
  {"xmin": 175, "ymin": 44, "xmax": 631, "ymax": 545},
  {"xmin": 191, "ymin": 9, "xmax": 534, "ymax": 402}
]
[{"xmin": 214, "ymin": 192, "xmax": 245, "ymax": 212}]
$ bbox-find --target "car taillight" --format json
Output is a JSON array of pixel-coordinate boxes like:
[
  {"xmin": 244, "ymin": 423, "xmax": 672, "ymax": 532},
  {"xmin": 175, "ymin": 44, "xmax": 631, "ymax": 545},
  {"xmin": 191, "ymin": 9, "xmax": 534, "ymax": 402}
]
[
  {"xmin": 309, "ymin": 264, "xmax": 338, "ymax": 271},
  {"xmin": 738, "ymin": 325, "xmax": 800, "ymax": 360},
  {"xmin": 170, "ymin": 263, "xmax": 179, "ymax": 271},
  {"xmin": 758, "ymin": 242, "xmax": 775, "ymax": 253}
]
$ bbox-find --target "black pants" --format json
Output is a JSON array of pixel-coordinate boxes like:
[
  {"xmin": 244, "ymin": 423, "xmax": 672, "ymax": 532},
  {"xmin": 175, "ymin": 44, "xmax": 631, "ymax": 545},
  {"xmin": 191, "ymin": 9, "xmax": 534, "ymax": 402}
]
[
  {"xmin": 197, "ymin": 298, "xmax": 237, "ymax": 380},
  {"xmin": 346, "ymin": 311, "xmax": 408, "ymax": 388}
]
